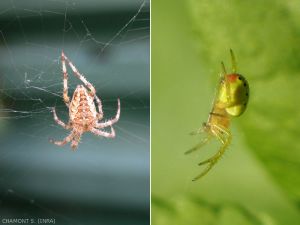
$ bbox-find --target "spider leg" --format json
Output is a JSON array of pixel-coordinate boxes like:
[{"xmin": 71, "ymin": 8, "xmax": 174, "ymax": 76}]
[
  {"xmin": 196, "ymin": 132, "xmax": 226, "ymax": 166},
  {"xmin": 49, "ymin": 130, "xmax": 75, "ymax": 147},
  {"xmin": 95, "ymin": 98, "xmax": 120, "ymax": 128},
  {"xmin": 188, "ymin": 126, "xmax": 225, "ymax": 163},
  {"xmin": 91, "ymin": 127, "xmax": 116, "ymax": 138},
  {"xmin": 70, "ymin": 134, "xmax": 81, "ymax": 150},
  {"xmin": 185, "ymin": 136, "xmax": 211, "ymax": 155},
  {"xmin": 214, "ymin": 124, "xmax": 230, "ymax": 137},
  {"xmin": 221, "ymin": 61, "xmax": 227, "ymax": 78},
  {"xmin": 189, "ymin": 122, "xmax": 207, "ymax": 135},
  {"xmin": 230, "ymin": 49, "xmax": 237, "ymax": 73},
  {"xmin": 62, "ymin": 52, "xmax": 96, "ymax": 97},
  {"xmin": 192, "ymin": 125, "xmax": 231, "ymax": 181},
  {"xmin": 211, "ymin": 126, "xmax": 226, "ymax": 145},
  {"xmin": 71, "ymin": 140, "xmax": 78, "ymax": 150},
  {"xmin": 94, "ymin": 94, "xmax": 104, "ymax": 120},
  {"xmin": 185, "ymin": 123, "xmax": 211, "ymax": 154},
  {"xmin": 61, "ymin": 51, "xmax": 71, "ymax": 107},
  {"xmin": 202, "ymin": 125, "xmax": 230, "ymax": 159},
  {"xmin": 52, "ymin": 107, "xmax": 69, "ymax": 129}
]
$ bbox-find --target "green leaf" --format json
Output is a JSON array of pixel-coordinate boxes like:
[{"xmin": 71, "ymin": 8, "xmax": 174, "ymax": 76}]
[{"xmin": 152, "ymin": 195, "xmax": 277, "ymax": 225}]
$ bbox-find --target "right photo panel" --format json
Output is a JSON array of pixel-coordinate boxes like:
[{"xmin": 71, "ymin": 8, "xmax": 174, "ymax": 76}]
[{"xmin": 152, "ymin": 1, "xmax": 300, "ymax": 225}]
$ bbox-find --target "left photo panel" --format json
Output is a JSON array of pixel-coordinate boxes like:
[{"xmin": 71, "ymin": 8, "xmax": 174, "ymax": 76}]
[{"xmin": 0, "ymin": 0, "xmax": 149, "ymax": 224}]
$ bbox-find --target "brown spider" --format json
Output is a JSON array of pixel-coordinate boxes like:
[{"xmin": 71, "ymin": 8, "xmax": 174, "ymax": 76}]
[{"xmin": 50, "ymin": 51, "xmax": 121, "ymax": 150}]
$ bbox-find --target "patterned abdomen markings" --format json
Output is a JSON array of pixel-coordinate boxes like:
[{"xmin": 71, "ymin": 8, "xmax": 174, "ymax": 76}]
[{"xmin": 70, "ymin": 85, "xmax": 97, "ymax": 129}]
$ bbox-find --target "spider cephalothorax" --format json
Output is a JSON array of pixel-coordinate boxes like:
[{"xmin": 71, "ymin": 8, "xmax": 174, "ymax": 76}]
[{"xmin": 50, "ymin": 52, "xmax": 120, "ymax": 150}]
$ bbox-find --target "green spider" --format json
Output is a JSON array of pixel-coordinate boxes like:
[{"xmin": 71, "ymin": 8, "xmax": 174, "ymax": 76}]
[{"xmin": 186, "ymin": 49, "xmax": 249, "ymax": 181}]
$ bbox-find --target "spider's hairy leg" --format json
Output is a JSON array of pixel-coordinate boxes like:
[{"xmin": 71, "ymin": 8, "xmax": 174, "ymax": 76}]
[
  {"xmin": 52, "ymin": 107, "xmax": 69, "ymax": 129},
  {"xmin": 49, "ymin": 131, "xmax": 75, "ymax": 147},
  {"xmin": 95, "ymin": 95, "xmax": 104, "ymax": 120},
  {"xmin": 71, "ymin": 140, "xmax": 78, "ymax": 150},
  {"xmin": 70, "ymin": 134, "xmax": 81, "ymax": 150},
  {"xmin": 185, "ymin": 123, "xmax": 210, "ymax": 154},
  {"xmin": 199, "ymin": 125, "xmax": 230, "ymax": 164},
  {"xmin": 61, "ymin": 51, "xmax": 70, "ymax": 106},
  {"xmin": 63, "ymin": 53, "xmax": 96, "ymax": 96},
  {"xmin": 192, "ymin": 125, "xmax": 231, "ymax": 181},
  {"xmin": 91, "ymin": 127, "xmax": 116, "ymax": 138},
  {"xmin": 95, "ymin": 98, "xmax": 121, "ymax": 128},
  {"xmin": 189, "ymin": 123, "xmax": 206, "ymax": 136},
  {"xmin": 185, "ymin": 136, "xmax": 211, "ymax": 155},
  {"xmin": 221, "ymin": 61, "xmax": 227, "ymax": 77},
  {"xmin": 230, "ymin": 49, "xmax": 237, "ymax": 73}
]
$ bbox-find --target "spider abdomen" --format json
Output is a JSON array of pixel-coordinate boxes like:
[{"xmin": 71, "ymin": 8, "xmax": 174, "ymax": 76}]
[
  {"xmin": 217, "ymin": 73, "xmax": 249, "ymax": 117},
  {"xmin": 69, "ymin": 85, "xmax": 97, "ymax": 127}
]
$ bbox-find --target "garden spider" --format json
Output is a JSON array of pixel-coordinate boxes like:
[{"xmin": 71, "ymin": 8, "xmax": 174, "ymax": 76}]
[
  {"xmin": 50, "ymin": 51, "xmax": 121, "ymax": 150},
  {"xmin": 186, "ymin": 50, "xmax": 249, "ymax": 180}
]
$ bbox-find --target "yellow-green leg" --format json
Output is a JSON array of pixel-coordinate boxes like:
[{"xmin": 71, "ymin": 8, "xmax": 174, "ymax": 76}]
[
  {"xmin": 230, "ymin": 49, "xmax": 237, "ymax": 73},
  {"xmin": 185, "ymin": 123, "xmax": 211, "ymax": 155},
  {"xmin": 185, "ymin": 136, "xmax": 211, "ymax": 155},
  {"xmin": 192, "ymin": 125, "xmax": 232, "ymax": 181}
]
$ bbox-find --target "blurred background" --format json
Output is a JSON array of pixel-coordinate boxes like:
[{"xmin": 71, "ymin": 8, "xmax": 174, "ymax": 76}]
[
  {"xmin": 0, "ymin": 0, "xmax": 149, "ymax": 224},
  {"xmin": 152, "ymin": 0, "xmax": 300, "ymax": 225}
]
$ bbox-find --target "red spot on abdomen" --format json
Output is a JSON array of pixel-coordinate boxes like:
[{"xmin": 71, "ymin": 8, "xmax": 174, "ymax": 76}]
[{"xmin": 227, "ymin": 74, "xmax": 239, "ymax": 82}]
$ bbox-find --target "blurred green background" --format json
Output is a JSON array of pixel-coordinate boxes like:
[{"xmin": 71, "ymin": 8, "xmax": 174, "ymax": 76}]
[
  {"xmin": 152, "ymin": 0, "xmax": 300, "ymax": 225},
  {"xmin": 0, "ymin": 0, "xmax": 149, "ymax": 224}
]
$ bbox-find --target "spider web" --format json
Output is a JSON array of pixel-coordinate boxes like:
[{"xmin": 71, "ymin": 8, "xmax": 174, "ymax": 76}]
[{"xmin": 0, "ymin": 0, "xmax": 149, "ymax": 224}]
